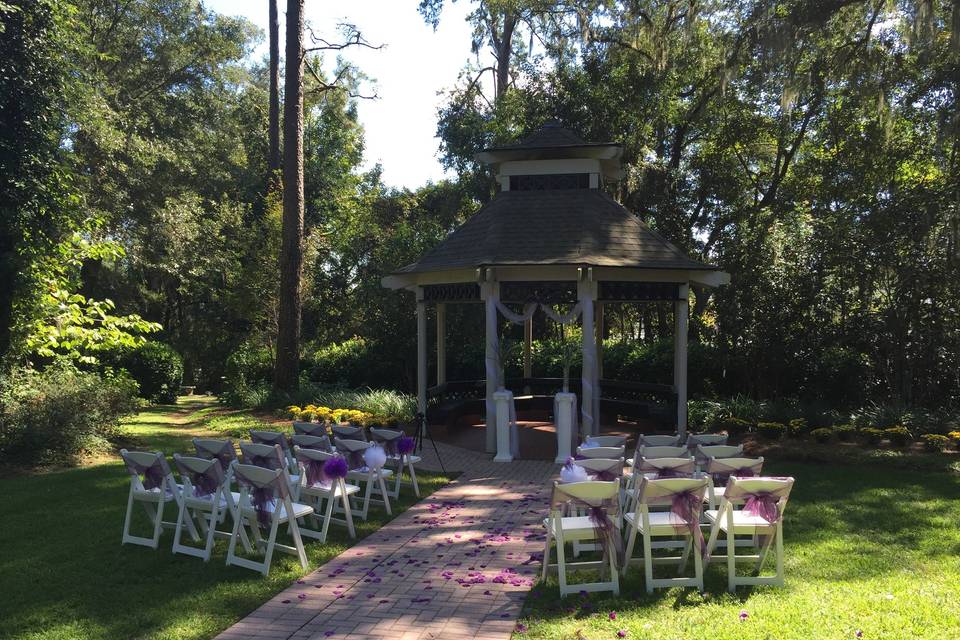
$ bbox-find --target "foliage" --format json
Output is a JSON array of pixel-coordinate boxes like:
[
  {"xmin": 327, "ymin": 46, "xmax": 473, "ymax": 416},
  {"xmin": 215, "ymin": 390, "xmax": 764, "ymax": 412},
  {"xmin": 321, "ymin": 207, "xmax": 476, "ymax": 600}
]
[
  {"xmin": 113, "ymin": 341, "xmax": 184, "ymax": 404},
  {"xmin": 884, "ymin": 426, "xmax": 913, "ymax": 447},
  {"xmin": 755, "ymin": 421, "xmax": 786, "ymax": 440},
  {"xmin": 0, "ymin": 363, "xmax": 139, "ymax": 465},
  {"xmin": 920, "ymin": 433, "xmax": 951, "ymax": 453},
  {"xmin": 811, "ymin": 428, "xmax": 833, "ymax": 444},
  {"xmin": 308, "ymin": 336, "xmax": 375, "ymax": 388},
  {"xmin": 786, "ymin": 418, "xmax": 808, "ymax": 438},
  {"xmin": 221, "ymin": 340, "xmax": 275, "ymax": 406},
  {"xmin": 859, "ymin": 427, "xmax": 885, "ymax": 446},
  {"xmin": 834, "ymin": 424, "xmax": 857, "ymax": 443},
  {"xmin": 203, "ymin": 413, "xmax": 273, "ymax": 440}
]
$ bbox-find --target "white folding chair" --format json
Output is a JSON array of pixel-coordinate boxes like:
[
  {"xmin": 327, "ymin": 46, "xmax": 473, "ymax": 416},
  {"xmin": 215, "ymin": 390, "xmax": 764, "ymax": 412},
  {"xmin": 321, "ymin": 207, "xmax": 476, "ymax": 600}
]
[
  {"xmin": 568, "ymin": 457, "xmax": 624, "ymax": 556},
  {"xmin": 120, "ymin": 449, "xmax": 198, "ymax": 549},
  {"xmin": 622, "ymin": 476, "xmax": 708, "ymax": 593},
  {"xmin": 293, "ymin": 446, "xmax": 360, "ymax": 541},
  {"xmin": 226, "ymin": 464, "xmax": 314, "ymax": 576},
  {"xmin": 370, "ymin": 427, "xmax": 421, "ymax": 498},
  {"xmin": 293, "ymin": 421, "xmax": 328, "ymax": 437},
  {"xmin": 334, "ymin": 437, "xmax": 393, "ymax": 520},
  {"xmin": 541, "ymin": 479, "xmax": 622, "ymax": 597},
  {"xmin": 171, "ymin": 454, "xmax": 251, "ymax": 561},
  {"xmin": 249, "ymin": 430, "xmax": 297, "ymax": 472},
  {"xmin": 704, "ymin": 456, "xmax": 764, "ymax": 510},
  {"xmin": 331, "ymin": 424, "xmax": 367, "ymax": 441},
  {"xmin": 626, "ymin": 444, "xmax": 687, "ymax": 470},
  {"xmin": 625, "ymin": 456, "xmax": 695, "ymax": 512},
  {"xmin": 291, "ymin": 433, "xmax": 332, "ymax": 452},
  {"xmin": 686, "ymin": 433, "xmax": 729, "ymax": 451},
  {"xmin": 240, "ymin": 442, "xmax": 301, "ymax": 500},
  {"xmin": 638, "ymin": 434, "xmax": 682, "ymax": 447},
  {"xmin": 576, "ymin": 445, "xmax": 625, "ymax": 460},
  {"xmin": 581, "ymin": 435, "xmax": 627, "ymax": 448},
  {"xmin": 694, "ymin": 444, "xmax": 744, "ymax": 472},
  {"xmin": 704, "ymin": 476, "xmax": 795, "ymax": 591}
]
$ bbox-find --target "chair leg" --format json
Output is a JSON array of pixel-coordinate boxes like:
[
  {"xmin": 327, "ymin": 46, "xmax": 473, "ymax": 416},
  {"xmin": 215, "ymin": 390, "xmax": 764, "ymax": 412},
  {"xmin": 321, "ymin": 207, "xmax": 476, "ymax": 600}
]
[
  {"xmin": 693, "ymin": 535, "xmax": 704, "ymax": 592},
  {"xmin": 679, "ymin": 536, "xmax": 692, "ymax": 575},
  {"xmin": 261, "ymin": 519, "xmax": 281, "ymax": 577},
  {"xmin": 555, "ymin": 531, "xmax": 568, "ymax": 595},
  {"xmin": 726, "ymin": 526, "xmax": 737, "ymax": 592},
  {"xmin": 378, "ymin": 474, "xmax": 392, "ymax": 515},
  {"xmin": 339, "ymin": 484, "xmax": 356, "ymax": 538},
  {"xmin": 121, "ymin": 487, "xmax": 136, "ymax": 545},
  {"xmin": 150, "ymin": 500, "xmax": 164, "ymax": 549},
  {"xmin": 774, "ymin": 522, "xmax": 784, "ymax": 586},
  {"xmin": 621, "ymin": 523, "xmax": 638, "ymax": 576},
  {"xmin": 320, "ymin": 493, "xmax": 335, "ymax": 543},
  {"xmin": 287, "ymin": 516, "xmax": 309, "ymax": 571},
  {"xmin": 541, "ymin": 527, "xmax": 552, "ymax": 581},
  {"xmin": 407, "ymin": 461, "xmax": 420, "ymax": 497},
  {"xmin": 642, "ymin": 530, "xmax": 654, "ymax": 593},
  {"xmin": 203, "ymin": 505, "xmax": 218, "ymax": 561}
]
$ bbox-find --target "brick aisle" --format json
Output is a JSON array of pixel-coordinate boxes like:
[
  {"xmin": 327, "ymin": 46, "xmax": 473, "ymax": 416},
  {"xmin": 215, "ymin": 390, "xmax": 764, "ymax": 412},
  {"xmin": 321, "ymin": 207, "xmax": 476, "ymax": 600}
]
[{"xmin": 216, "ymin": 442, "xmax": 557, "ymax": 640}]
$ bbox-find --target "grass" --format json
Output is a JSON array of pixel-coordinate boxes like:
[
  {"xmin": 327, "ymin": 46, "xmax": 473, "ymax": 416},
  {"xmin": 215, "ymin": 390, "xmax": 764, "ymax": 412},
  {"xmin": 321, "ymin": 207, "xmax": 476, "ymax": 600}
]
[
  {"xmin": 0, "ymin": 396, "xmax": 453, "ymax": 640},
  {"xmin": 518, "ymin": 460, "xmax": 960, "ymax": 640}
]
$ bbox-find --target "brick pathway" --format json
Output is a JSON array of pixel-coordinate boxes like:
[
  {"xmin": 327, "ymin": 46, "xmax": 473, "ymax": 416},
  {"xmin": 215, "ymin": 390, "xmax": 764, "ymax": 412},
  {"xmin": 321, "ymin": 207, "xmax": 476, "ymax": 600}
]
[{"xmin": 216, "ymin": 442, "xmax": 557, "ymax": 640}]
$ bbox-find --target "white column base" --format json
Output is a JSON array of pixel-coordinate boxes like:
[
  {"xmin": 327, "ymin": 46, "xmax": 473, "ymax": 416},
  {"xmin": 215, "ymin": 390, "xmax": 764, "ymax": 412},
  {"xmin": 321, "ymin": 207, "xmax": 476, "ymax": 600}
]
[
  {"xmin": 554, "ymin": 392, "xmax": 576, "ymax": 463},
  {"xmin": 493, "ymin": 390, "xmax": 514, "ymax": 462}
]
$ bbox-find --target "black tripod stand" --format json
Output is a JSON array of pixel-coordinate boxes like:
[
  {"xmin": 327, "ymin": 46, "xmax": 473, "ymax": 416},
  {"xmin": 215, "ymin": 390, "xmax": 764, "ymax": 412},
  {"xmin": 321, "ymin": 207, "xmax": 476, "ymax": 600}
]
[{"xmin": 413, "ymin": 411, "xmax": 446, "ymax": 475}]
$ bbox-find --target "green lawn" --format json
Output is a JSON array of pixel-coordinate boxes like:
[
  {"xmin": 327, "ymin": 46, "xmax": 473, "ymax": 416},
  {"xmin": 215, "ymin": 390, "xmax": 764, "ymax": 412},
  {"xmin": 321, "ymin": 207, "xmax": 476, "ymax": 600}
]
[
  {"xmin": 518, "ymin": 460, "xmax": 960, "ymax": 640},
  {"xmin": 0, "ymin": 397, "xmax": 453, "ymax": 640}
]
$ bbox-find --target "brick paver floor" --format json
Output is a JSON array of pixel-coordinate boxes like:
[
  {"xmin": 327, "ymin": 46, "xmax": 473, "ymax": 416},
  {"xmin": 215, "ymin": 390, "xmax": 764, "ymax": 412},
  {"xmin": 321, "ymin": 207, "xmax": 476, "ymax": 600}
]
[{"xmin": 216, "ymin": 441, "xmax": 558, "ymax": 640}]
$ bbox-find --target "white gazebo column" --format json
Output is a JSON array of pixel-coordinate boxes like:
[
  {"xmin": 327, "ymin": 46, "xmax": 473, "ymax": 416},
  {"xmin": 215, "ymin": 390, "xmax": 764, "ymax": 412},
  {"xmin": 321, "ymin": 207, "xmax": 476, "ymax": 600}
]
[
  {"xmin": 594, "ymin": 302, "xmax": 603, "ymax": 432},
  {"xmin": 674, "ymin": 283, "xmax": 690, "ymax": 436},
  {"xmin": 436, "ymin": 302, "xmax": 446, "ymax": 385},
  {"xmin": 481, "ymin": 277, "xmax": 500, "ymax": 453},
  {"xmin": 416, "ymin": 289, "xmax": 428, "ymax": 435},
  {"xmin": 578, "ymin": 271, "xmax": 597, "ymax": 438}
]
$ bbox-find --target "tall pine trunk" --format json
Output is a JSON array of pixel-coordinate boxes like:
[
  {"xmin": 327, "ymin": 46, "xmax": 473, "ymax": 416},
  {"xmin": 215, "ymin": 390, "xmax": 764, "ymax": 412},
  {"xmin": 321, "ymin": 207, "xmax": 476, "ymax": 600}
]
[
  {"xmin": 268, "ymin": 0, "xmax": 281, "ymax": 176},
  {"xmin": 273, "ymin": 0, "xmax": 304, "ymax": 393}
]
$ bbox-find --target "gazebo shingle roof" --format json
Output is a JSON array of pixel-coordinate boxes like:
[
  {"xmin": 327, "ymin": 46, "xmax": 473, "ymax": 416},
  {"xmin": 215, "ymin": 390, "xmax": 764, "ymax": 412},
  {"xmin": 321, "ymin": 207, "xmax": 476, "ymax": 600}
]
[
  {"xmin": 395, "ymin": 189, "xmax": 717, "ymax": 274},
  {"xmin": 482, "ymin": 122, "xmax": 616, "ymax": 152}
]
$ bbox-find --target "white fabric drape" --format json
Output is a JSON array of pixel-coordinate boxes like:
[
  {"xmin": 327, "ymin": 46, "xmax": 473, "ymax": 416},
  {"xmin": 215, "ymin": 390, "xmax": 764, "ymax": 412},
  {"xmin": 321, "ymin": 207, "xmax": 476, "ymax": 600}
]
[
  {"xmin": 540, "ymin": 302, "xmax": 583, "ymax": 324},
  {"xmin": 494, "ymin": 301, "xmax": 538, "ymax": 325}
]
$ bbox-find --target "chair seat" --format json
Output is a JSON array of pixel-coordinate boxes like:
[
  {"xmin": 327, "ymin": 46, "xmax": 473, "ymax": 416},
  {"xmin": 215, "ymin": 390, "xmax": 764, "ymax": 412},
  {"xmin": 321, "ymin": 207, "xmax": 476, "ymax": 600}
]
[
  {"xmin": 347, "ymin": 468, "xmax": 394, "ymax": 478},
  {"xmin": 302, "ymin": 482, "xmax": 361, "ymax": 497},
  {"xmin": 703, "ymin": 509, "xmax": 778, "ymax": 532},
  {"xmin": 134, "ymin": 483, "xmax": 183, "ymax": 501},
  {"xmin": 185, "ymin": 490, "xmax": 242, "ymax": 510},
  {"xmin": 624, "ymin": 510, "xmax": 691, "ymax": 533},
  {"xmin": 543, "ymin": 515, "xmax": 620, "ymax": 539},
  {"xmin": 243, "ymin": 499, "xmax": 313, "ymax": 523}
]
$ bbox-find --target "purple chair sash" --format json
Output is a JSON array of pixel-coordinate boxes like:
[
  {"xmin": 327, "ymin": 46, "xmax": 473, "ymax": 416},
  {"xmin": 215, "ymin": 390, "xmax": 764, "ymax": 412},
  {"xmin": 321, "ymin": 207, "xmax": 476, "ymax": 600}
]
[
  {"xmin": 178, "ymin": 461, "xmax": 224, "ymax": 498},
  {"xmin": 709, "ymin": 460, "xmax": 761, "ymax": 487},
  {"xmin": 234, "ymin": 466, "xmax": 289, "ymax": 529},
  {"xmin": 637, "ymin": 478, "xmax": 708, "ymax": 558},
  {"xmin": 722, "ymin": 478, "xmax": 794, "ymax": 547},
  {"xmin": 654, "ymin": 466, "xmax": 693, "ymax": 479},
  {"xmin": 124, "ymin": 454, "xmax": 170, "ymax": 491},
  {"xmin": 397, "ymin": 436, "xmax": 415, "ymax": 456},
  {"xmin": 550, "ymin": 484, "xmax": 624, "ymax": 569},
  {"xmin": 371, "ymin": 430, "xmax": 401, "ymax": 457}
]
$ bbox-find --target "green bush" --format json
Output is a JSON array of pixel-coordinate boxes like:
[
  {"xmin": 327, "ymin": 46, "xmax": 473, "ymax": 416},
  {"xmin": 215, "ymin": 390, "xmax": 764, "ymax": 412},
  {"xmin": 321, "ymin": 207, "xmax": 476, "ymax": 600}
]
[
  {"xmin": 722, "ymin": 417, "xmax": 753, "ymax": 436},
  {"xmin": 756, "ymin": 421, "xmax": 786, "ymax": 440},
  {"xmin": 811, "ymin": 427, "xmax": 833, "ymax": 443},
  {"xmin": 222, "ymin": 341, "xmax": 275, "ymax": 406},
  {"xmin": 834, "ymin": 424, "xmax": 857, "ymax": 442},
  {"xmin": 859, "ymin": 427, "xmax": 884, "ymax": 445},
  {"xmin": 204, "ymin": 413, "xmax": 273, "ymax": 439},
  {"xmin": 309, "ymin": 337, "xmax": 373, "ymax": 387},
  {"xmin": 787, "ymin": 418, "xmax": 808, "ymax": 438},
  {"xmin": 115, "ymin": 341, "xmax": 183, "ymax": 404},
  {"xmin": 0, "ymin": 364, "xmax": 140, "ymax": 465},
  {"xmin": 920, "ymin": 434, "xmax": 950, "ymax": 452},
  {"xmin": 884, "ymin": 426, "xmax": 913, "ymax": 447}
]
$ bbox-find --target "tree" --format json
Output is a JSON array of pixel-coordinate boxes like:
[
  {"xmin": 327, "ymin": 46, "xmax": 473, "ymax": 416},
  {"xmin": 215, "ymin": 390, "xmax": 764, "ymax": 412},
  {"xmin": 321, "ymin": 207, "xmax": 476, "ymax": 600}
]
[
  {"xmin": 273, "ymin": 0, "xmax": 306, "ymax": 393},
  {"xmin": 268, "ymin": 0, "xmax": 281, "ymax": 176}
]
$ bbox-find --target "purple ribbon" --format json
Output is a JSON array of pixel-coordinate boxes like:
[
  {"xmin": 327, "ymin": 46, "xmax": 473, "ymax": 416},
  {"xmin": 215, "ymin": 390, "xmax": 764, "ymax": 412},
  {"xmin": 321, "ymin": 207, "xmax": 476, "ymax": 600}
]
[
  {"xmin": 125, "ymin": 457, "xmax": 167, "ymax": 491},
  {"xmin": 551, "ymin": 487, "xmax": 623, "ymax": 569},
  {"xmin": 235, "ymin": 466, "xmax": 288, "ymax": 529},
  {"xmin": 372, "ymin": 432, "xmax": 400, "ymax": 457},
  {"xmin": 654, "ymin": 466, "xmax": 692, "ymax": 479},
  {"xmin": 743, "ymin": 492, "xmax": 781, "ymax": 523},
  {"xmin": 670, "ymin": 489, "xmax": 707, "ymax": 556},
  {"xmin": 189, "ymin": 465, "xmax": 222, "ymax": 498},
  {"xmin": 397, "ymin": 436, "xmax": 415, "ymax": 456},
  {"xmin": 304, "ymin": 459, "xmax": 330, "ymax": 488}
]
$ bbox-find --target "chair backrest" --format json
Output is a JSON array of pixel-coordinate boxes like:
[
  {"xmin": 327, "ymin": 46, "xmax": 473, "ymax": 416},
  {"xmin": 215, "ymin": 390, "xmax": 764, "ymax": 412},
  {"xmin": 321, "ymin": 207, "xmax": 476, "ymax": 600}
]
[
  {"xmin": 292, "ymin": 421, "xmax": 327, "ymax": 437},
  {"xmin": 239, "ymin": 442, "xmax": 287, "ymax": 471},
  {"xmin": 637, "ymin": 445, "xmax": 688, "ymax": 459},
  {"xmin": 193, "ymin": 438, "xmax": 237, "ymax": 471},
  {"xmin": 369, "ymin": 427, "xmax": 403, "ymax": 455},
  {"xmin": 577, "ymin": 445, "xmax": 625, "ymax": 459},
  {"xmin": 551, "ymin": 479, "xmax": 620, "ymax": 508},
  {"xmin": 639, "ymin": 434, "xmax": 681, "ymax": 447},
  {"xmin": 249, "ymin": 430, "xmax": 290, "ymax": 453},
  {"xmin": 706, "ymin": 456, "xmax": 764, "ymax": 482},
  {"xmin": 173, "ymin": 454, "xmax": 225, "ymax": 499},
  {"xmin": 696, "ymin": 444, "xmax": 743, "ymax": 464},
  {"xmin": 573, "ymin": 457, "xmax": 624, "ymax": 481},
  {"xmin": 334, "ymin": 437, "xmax": 372, "ymax": 469},
  {"xmin": 635, "ymin": 476, "xmax": 708, "ymax": 506},
  {"xmin": 722, "ymin": 476, "xmax": 795, "ymax": 523},
  {"xmin": 582, "ymin": 435, "xmax": 627, "ymax": 448},
  {"xmin": 120, "ymin": 449, "xmax": 174, "ymax": 492},
  {"xmin": 332, "ymin": 424, "xmax": 366, "ymax": 441},
  {"xmin": 636, "ymin": 456, "xmax": 695, "ymax": 477},
  {"xmin": 291, "ymin": 434, "xmax": 332, "ymax": 452},
  {"xmin": 293, "ymin": 445, "xmax": 346, "ymax": 488},
  {"xmin": 232, "ymin": 463, "xmax": 290, "ymax": 527},
  {"xmin": 687, "ymin": 433, "xmax": 728, "ymax": 449}
]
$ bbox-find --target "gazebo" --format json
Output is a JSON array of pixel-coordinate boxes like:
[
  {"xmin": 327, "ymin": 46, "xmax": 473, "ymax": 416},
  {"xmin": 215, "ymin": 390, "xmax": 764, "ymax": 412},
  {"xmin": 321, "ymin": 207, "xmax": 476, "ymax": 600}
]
[{"xmin": 383, "ymin": 123, "xmax": 729, "ymax": 458}]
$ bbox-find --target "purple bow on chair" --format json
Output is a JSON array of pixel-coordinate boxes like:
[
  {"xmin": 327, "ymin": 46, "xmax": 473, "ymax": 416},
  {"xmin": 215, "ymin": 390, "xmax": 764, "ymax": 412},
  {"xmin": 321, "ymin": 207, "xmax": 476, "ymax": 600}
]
[
  {"xmin": 743, "ymin": 492, "xmax": 782, "ymax": 523},
  {"xmin": 709, "ymin": 458, "xmax": 761, "ymax": 487},
  {"xmin": 303, "ymin": 458, "xmax": 330, "ymax": 488},
  {"xmin": 551, "ymin": 485, "xmax": 624, "ymax": 570},
  {"xmin": 125, "ymin": 456, "xmax": 168, "ymax": 491},
  {"xmin": 670, "ymin": 489, "xmax": 707, "ymax": 556},
  {"xmin": 372, "ymin": 431, "xmax": 400, "ymax": 457},
  {"xmin": 654, "ymin": 466, "xmax": 692, "ymax": 479},
  {"xmin": 234, "ymin": 466, "xmax": 288, "ymax": 529},
  {"xmin": 189, "ymin": 465, "xmax": 222, "ymax": 498}
]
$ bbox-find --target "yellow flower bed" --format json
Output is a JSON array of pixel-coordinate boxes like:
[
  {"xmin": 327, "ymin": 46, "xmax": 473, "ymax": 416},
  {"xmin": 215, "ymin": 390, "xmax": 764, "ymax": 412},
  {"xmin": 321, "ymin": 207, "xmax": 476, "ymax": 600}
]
[{"xmin": 286, "ymin": 405, "xmax": 379, "ymax": 426}]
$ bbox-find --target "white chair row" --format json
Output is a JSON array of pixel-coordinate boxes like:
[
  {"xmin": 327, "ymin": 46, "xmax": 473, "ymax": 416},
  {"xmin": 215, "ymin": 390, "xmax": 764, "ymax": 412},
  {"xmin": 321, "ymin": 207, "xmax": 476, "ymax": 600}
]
[{"xmin": 542, "ymin": 459, "xmax": 792, "ymax": 595}]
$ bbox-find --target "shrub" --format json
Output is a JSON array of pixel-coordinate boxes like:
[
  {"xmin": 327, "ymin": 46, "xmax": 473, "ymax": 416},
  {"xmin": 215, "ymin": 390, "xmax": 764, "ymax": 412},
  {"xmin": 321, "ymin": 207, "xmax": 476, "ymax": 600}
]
[
  {"xmin": 860, "ymin": 427, "xmax": 884, "ymax": 445},
  {"xmin": 834, "ymin": 424, "xmax": 857, "ymax": 442},
  {"xmin": 811, "ymin": 428, "xmax": 833, "ymax": 444},
  {"xmin": 722, "ymin": 417, "xmax": 753, "ymax": 437},
  {"xmin": 308, "ymin": 337, "xmax": 373, "ymax": 387},
  {"xmin": 222, "ymin": 341, "xmax": 274, "ymax": 406},
  {"xmin": 949, "ymin": 431, "xmax": 960, "ymax": 444},
  {"xmin": 204, "ymin": 413, "xmax": 273, "ymax": 439},
  {"xmin": 920, "ymin": 434, "xmax": 950, "ymax": 452},
  {"xmin": 756, "ymin": 421, "xmax": 786, "ymax": 440},
  {"xmin": 115, "ymin": 341, "xmax": 183, "ymax": 404},
  {"xmin": 0, "ymin": 364, "xmax": 139, "ymax": 465},
  {"xmin": 787, "ymin": 418, "xmax": 808, "ymax": 438},
  {"xmin": 884, "ymin": 426, "xmax": 913, "ymax": 447}
]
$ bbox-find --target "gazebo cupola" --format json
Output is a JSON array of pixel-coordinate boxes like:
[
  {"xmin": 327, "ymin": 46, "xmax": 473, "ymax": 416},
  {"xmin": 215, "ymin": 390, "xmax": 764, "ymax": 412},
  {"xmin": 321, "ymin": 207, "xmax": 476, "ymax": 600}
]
[{"xmin": 383, "ymin": 123, "xmax": 729, "ymax": 459}]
